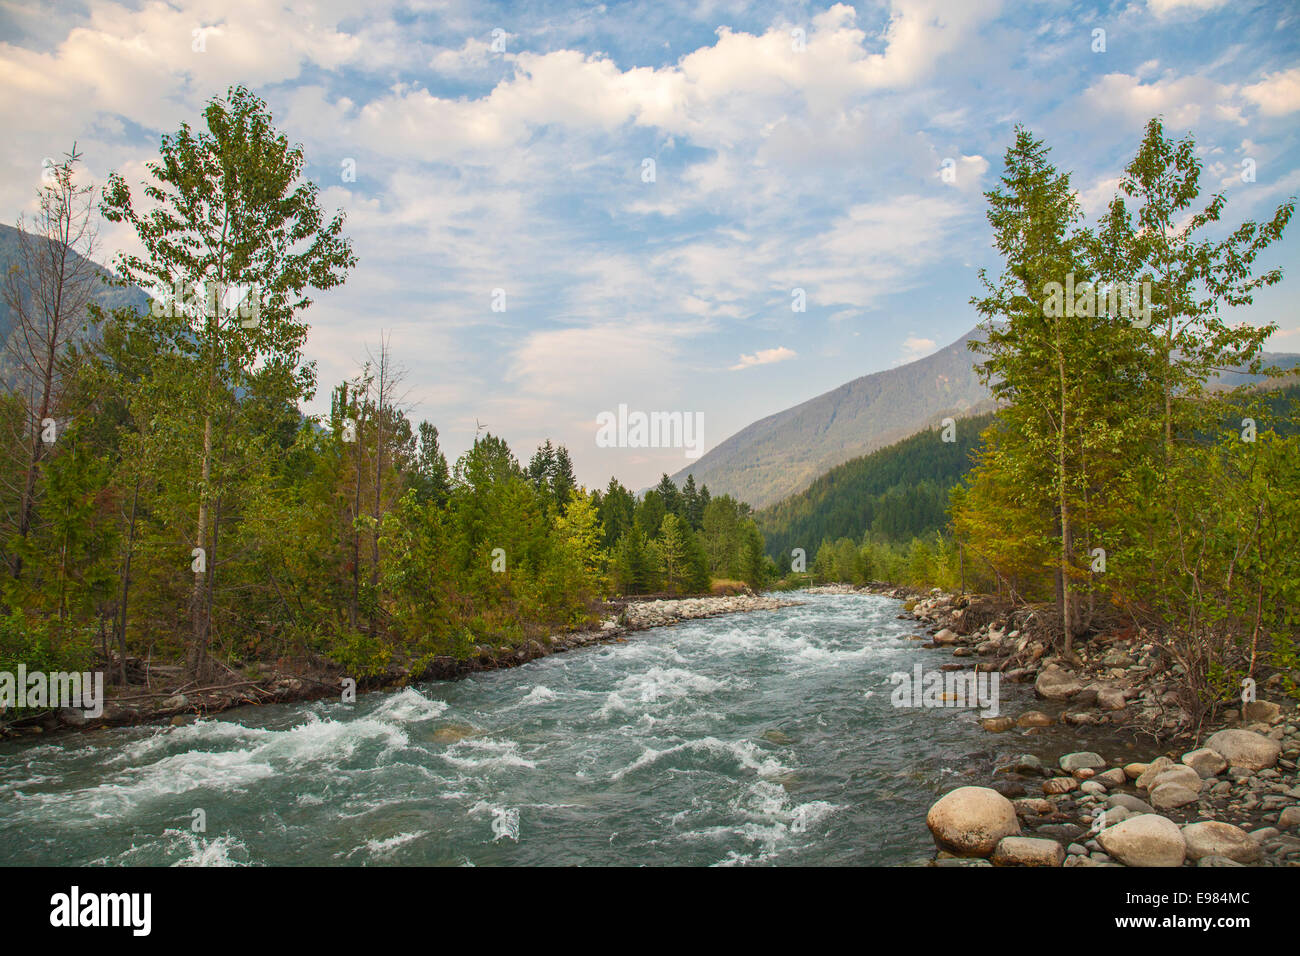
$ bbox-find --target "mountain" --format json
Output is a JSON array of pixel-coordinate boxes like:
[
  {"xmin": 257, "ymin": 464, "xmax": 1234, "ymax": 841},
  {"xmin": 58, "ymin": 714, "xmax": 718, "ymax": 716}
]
[
  {"xmin": 757, "ymin": 378, "xmax": 1300, "ymax": 564},
  {"xmin": 671, "ymin": 328, "xmax": 993, "ymax": 509},
  {"xmin": 756, "ymin": 410, "xmax": 996, "ymax": 562},
  {"xmin": 0, "ymin": 223, "xmax": 149, "ymax": 369},
  {"xmin": 674, "ymin": 325, "xmax": 1300, "ymax": 510}
]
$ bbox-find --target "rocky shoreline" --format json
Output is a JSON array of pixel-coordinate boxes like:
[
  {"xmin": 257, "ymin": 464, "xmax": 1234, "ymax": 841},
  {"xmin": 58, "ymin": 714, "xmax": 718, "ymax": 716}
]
[
  {"xmin": 0, "ymin": 591, "xmax": 804, "ymax": 741},
  {"xmin": 885, "ymin": 586, "xmax": 1300, "ymax": 867}
]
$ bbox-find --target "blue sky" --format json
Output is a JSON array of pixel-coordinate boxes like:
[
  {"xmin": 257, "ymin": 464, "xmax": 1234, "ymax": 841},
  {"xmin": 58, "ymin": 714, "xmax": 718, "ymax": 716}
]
[{"xmin": 1, "ymin": 0, "xmax": 1298, "ymax": 490}]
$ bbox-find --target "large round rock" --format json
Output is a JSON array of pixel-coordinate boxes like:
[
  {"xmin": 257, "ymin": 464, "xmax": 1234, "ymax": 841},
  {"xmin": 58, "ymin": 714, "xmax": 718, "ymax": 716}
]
[
  {"xmin": 927, "ymin": 786, "xmax": 1021, "ymax": 857},
  {"xmin": 1096, "ymin": 814, "xmax": 1186, "ymax": 867},
  {"xmin": 1204, "ymin": 729, "xmax": 1281, "ymax": 771},
  {"xmin": 1181, "ymin": 822, "xmax": 1262, "ymax": 864}
]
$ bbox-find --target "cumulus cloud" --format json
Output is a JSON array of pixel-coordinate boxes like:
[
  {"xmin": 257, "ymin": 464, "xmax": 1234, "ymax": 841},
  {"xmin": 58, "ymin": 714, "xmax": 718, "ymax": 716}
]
[
  {"xmin": 730, "ymin": 346, "xmax": 797, "ymax": 370},
  {"xmin": 1242, "ymin": 68, "xmax": 1300, "ymax": 116}
]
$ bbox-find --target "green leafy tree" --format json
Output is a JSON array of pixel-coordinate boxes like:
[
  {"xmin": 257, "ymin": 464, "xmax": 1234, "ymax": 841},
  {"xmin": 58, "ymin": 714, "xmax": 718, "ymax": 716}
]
[{"xmin": 101, "ymin": 85, "xmax": 355, "ymax": 677}]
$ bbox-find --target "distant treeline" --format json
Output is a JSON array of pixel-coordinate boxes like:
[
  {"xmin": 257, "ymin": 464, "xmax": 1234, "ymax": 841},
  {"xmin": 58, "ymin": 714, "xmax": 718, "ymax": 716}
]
[{"xmin": 756, "ymin": 411, "xmax": 993, "ymax": 565}]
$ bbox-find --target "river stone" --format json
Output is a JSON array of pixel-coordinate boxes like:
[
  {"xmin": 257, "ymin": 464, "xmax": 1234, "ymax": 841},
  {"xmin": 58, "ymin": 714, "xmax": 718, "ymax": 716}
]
[
  {"xmin": 1181, "ymin": 748, "xmax": 1228, "ymax": 778},
  {"xmin": 1097, "ymin": 805, "xmax": 1135, "ymax": 828},
  {"xmin": 1241, "ymin": 700, "xmax": 1281, "ymax": 723},
  {"xmin": 1095, "ymin": 768, "xmax": 1127, "ymax": 788},
  {"xmin": 992, "ymin": 836, "xmax": 1064, "ymax": 867},
  {"xmin": 1205, "ymin": 729, "xmax": 1282, "ymax": 770},
  {"xmin": 1017, "ymin": 711, "xmax": 1054, "ymax": 728},
  {"xmin": 990, "ymin": 780, "xmax": 1026, "ymax": 798},
  {"xmin": 1043, "ymin": 777, "xmax": 1078, "ymax": 795},
  {"xmin": 1080, "ymin": 780, "xmax": 1107, "ymax": 796},
  {"xmin": 1181, "ymin": 822, "xmax": 1262, "ymax": 863},
  {"xmin": 58, "ymin": 707, "xmax": 87, "ymax": 727},
  {"xmin": 1279, "ymin": 807, "xmax": 1300, "ymax": 829},
  {"xmin": 1149, "ymin": 765, "xmax": 1203, "ymax": 794},
  {"xmin": 933, "ymin": 628, "xmax": 959, "ymax": 645},
  {"xmin": 1097, "ymin": 687, "xmax": 1128, "ymax": 711},
  {"xmin": 1096, "ymin": 814, "xmax": 1187, "ymax": 867},
  {"xmin": 1107, "ymin": 793, "xmax": 1155, "ymax": 813},
  {"xmin": 1136, "ymin": 756, "xmax": 1176, "ymax": 791},
  {"xmin": 1035, "ymin": 664, "xmax": 1083, "ymax": 700},
  {"xmin": 1197, "ymin": 855, "xmax": 1244, "ymax": 867},
  {"xmin": 1059, "ymin": 751, "xmax": 1106, "ymax": 773},
  {"xmin": 981, "ymin": 716, "xmax": 1015, "ymax": 732},
  {"xmin": 1010, "ymin": 754, "xmax": 1045, "ymax": 775},
  {"xmin": 926, "ymin": 786, "xmax": 1020, "ymax": 857},
  {"xmin": 1150, "ymin": 782, "xmax": 1199, "ymax": 810},
  {"xmin": 162, "ymin": 694, "xmax": 188, "ymax": 710},
  {"xmin": 1013, "ymin": 798, "xmax": 1054, "ymax": 817},
  {"xmin": 1124, "ymin": 762, "xmax": 1149, "ymax": 780}
]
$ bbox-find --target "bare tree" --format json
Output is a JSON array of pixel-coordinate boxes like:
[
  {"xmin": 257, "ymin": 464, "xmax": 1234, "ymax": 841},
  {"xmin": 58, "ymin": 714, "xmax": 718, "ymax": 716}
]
[{"xmin": 1, "ymin": 144, "xmax": 100, "ymax": 579}]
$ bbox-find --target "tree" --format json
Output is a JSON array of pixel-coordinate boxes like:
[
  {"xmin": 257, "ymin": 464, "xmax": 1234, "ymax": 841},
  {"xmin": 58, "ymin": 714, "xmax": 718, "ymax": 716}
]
[
  {"xmin": 969, "ymin": 126, "xmax": 1092, "ymax": 650},
  {"xmin": 658, "ymin": 513, "xmax": 687, "ymax": 592},
  {"xmin": 552, "ymin": 446, "xmax": 576, "ymax": 508},
  {"xmin": 1117, "ymin": 118, "xmax": 1293, "ymax": 459},
  {"xmin": 410, "ymin": 421, "xmax": 450, "ymax": 506},
  {"xmin": 101, "ymin": 86, "xmax": 356, "ymax": 678},
  {"xmin": 1, "ymin": 144, "xmax": 101, "ymax": 580}
]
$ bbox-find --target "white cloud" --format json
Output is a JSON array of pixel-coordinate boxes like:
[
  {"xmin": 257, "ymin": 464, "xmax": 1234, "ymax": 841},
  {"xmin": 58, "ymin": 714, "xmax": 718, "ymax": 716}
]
[
  {"xmin": 1242, "ymin": 68, "xmax": 1300, "ymax": 117},
  {"xmin": 899, "ymin": 335, "xmax": 937, "ymax": 362},
  {"xmin": 1147, "ymin": 0, "xmax": 1231, "ymax": 18},
  {"xmin": 730, "ymin": 346, "xmax": 797, "ymax": 371}
]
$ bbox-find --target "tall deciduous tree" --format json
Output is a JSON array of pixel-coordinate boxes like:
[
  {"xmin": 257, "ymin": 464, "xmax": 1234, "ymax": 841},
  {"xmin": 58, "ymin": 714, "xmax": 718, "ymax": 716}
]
[{"xmin": 101, "ymin": 86, "xmax": 355, "ymax": 678}]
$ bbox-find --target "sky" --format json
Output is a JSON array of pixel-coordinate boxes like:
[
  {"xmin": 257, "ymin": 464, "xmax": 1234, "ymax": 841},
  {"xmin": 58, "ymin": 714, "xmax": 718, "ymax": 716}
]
[{"xmin": 1, "ymin": 0, "xmax": 1298, "ymax": 491}]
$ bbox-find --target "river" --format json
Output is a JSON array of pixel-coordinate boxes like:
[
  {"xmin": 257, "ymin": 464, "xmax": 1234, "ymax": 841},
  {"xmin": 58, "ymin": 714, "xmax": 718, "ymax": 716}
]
[{"xmin": 0, "ymin": 592, "xmax": 1113, "ymax": 866}]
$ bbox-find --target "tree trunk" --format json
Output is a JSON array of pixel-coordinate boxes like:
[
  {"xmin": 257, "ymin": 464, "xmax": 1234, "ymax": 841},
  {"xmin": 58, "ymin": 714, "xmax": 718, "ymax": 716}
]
[
  {"xmin": 117, "ymin": 478, "xmax": 139, "ymax": 688},
  {"xmin": 187, "ymin": 410, "xmax": 214, "ymax": 678}
]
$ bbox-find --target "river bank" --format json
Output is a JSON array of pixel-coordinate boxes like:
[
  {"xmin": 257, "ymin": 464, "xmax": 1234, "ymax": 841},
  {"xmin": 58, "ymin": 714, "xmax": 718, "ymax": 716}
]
[
  {"xmin": 0, "ymin": 591, "xmax": 803, "ymax": 742},
  {"xmin": 878, "ymin": 585, "xmax": 1300, "ymax": 866}
]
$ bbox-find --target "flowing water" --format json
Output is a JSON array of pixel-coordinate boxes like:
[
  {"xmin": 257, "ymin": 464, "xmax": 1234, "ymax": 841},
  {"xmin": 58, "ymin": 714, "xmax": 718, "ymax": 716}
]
[{"xmin": 0, "ymin": 592, "xmax": 1110, "ymax": 866}]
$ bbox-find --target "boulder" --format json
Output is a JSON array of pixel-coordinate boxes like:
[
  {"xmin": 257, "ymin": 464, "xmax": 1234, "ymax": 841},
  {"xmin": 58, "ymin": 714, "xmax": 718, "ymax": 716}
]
[
  {"xmin": 1095, "ymin": 768, "xmax": 1128, "ymax": 788},
  {"xmin": 1135, "ymin": 756, "xmax": 1176, "ymax": 791},
  {"xmin": 926, "ymin": 786, "xmax": 1021, "ymax": 857},
  {"xmin": 1181, "ymin": 822, "xmax": 1262, "ymax": 864},
  {"xmin": 1016, "ymin": 711, "xmax": 1055, "ymax": 728},
  {"xmin": 1148, "ymin": 765, "xmax": 1203, "ymax": 794},
  {"xmin": 992, "ymin": 836, "xmax": 1065, "ymax": 867},
  {"xmin": 1043, "ymin": 777, "xmax": 1078, "ymax": 795},
  {"xmin": 933, "ymin": 628, "xmax": 959, "ymax": 645},
  {"xmin": 1059, "ymin": 751, "xmax": 1106, "ymax": 773},
  {"xmin": 980, "ymin": 716, "xmax": 1015, "ymax": 732},
  {"xmin": 1096, "ymin": 814, "xmax": 1187, "ymax": 867},
  {"xmin": 1009, "ymin": 754, "xmax": 1044, "ymax": 775},
  {"xmin": 1205, "ymin": 729, "xmax": 1282, "ymax": 771},
  {"xmin": 1106, "ymin": 793, "xmax": 1154, "ymax": 814},
  {"xmin": 1181, "ymin": 748, "xmax": 1228, "ymax": 778},
  {"xmin": 1012, "ymin": 798, "xmax": 1054, "ymax": 817},
  {"xmin": 1035, "ymin": 664, "xmax": 1083, "ymax": 701},
  {"xmin": 1149, "ymin": 782, "xmax": 1199, "ymax": 810},
  {"xmin": 1097, "ymin": 687, "xmax": 1128, "ymax": 711},
  {"xmin": 1241, "ymin": 700, "xmax": 1281, "ymax": 723}
]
